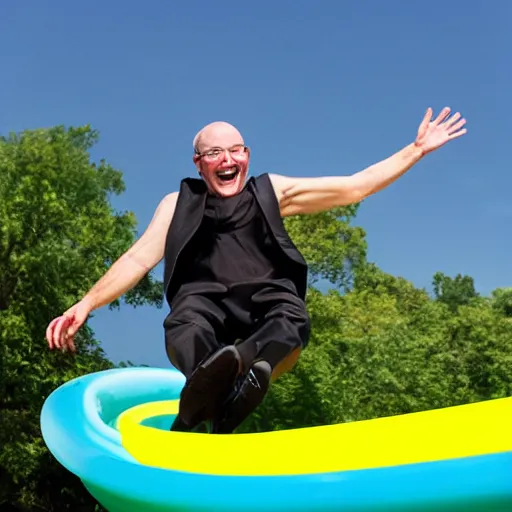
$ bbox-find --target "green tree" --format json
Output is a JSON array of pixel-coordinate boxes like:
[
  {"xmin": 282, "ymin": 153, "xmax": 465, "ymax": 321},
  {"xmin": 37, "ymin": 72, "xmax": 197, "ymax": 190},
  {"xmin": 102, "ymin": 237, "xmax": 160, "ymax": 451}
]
[
  {"xmin": 432, "ymin": 271, "xmax": 479, "ymax": 312},
  {"xmin": 284, "ymin": 205, "xmax": 367, "ymax": 292},
  {"xmin": 448, "ymin": 301, "xmax": 512, "ymax": 400},
  {"xmin": 0, "ymin": 126, "xmax": 162, "ymax": 511},
  {"xmin": 3, "ymin": 125, "xmax": 511, "ymax": 510},
  {"xmin": 242, "ymin": 216, "xmax": 512, "ymax": 435},
  {"xmin": 490, "ymin": 287, "xmax": 512, "ymax": 318}
]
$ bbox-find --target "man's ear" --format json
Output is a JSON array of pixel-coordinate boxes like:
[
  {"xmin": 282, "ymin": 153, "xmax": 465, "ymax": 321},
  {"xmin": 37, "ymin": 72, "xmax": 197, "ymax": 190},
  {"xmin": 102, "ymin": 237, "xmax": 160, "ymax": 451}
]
[{"xmin": 192, "ymin": 155, "xmax": 201, "ymax": 174}]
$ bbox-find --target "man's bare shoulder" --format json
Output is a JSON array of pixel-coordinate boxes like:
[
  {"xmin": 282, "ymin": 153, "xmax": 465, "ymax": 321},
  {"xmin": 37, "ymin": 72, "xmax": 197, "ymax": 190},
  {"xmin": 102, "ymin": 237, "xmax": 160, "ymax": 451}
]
[
  {"xmin": 161, "ymin": 191, "xmax": 179, "ymax": 204},
  {"xmin": 267, "ymin": 173, "xmax": 294, "ymax": 201},
  {"xmin": 150, "ymin": 192, "xmax": 179, "ymax": 224},
  {"xmin": 267, "ymin": 173, "xmax": 308, "ymax": 217},
  {"xmin": 158, "ymin": 191, "xmax": 179, "ymax": 208}
]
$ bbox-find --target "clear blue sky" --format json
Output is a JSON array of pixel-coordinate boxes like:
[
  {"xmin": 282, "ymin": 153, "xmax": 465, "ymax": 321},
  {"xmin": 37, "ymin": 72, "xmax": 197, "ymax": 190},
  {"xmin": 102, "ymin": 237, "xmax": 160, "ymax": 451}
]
[{"xmin": 2, "ymin": 1, "xmax": 510, "ymax": 368}]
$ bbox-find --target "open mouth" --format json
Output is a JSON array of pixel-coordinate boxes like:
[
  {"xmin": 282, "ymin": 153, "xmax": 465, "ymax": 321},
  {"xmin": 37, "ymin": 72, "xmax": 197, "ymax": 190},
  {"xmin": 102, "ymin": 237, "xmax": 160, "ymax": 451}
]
[{"xmin": 216, "ymin": 167, "xmax": 240, "ymax": 184}]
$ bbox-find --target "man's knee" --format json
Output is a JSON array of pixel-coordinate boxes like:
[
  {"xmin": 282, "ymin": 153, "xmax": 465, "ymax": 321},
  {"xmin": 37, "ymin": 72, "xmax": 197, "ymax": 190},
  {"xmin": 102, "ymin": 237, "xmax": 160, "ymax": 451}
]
[
  {"xmin": 237, "ymin": 297, "xmax": 309, "ymax": 370},
  {"xmin": 266, "ymin": 303, "xmax": 308, "ymax": 379},
  {"xmin": 268, "ymin": 300, "xmax": 311, "ymax": 346},
  {"xmin": 164, "ymin": 314, "xmax": 218, "ymax": 378},
  {"xmin": 270, "ymin": 345, "xmax": 302, "ymax": 381}
]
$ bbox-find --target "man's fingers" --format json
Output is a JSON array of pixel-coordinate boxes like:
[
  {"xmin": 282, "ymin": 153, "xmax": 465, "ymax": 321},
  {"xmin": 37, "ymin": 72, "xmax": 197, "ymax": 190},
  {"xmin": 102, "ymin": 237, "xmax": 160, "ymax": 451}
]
[
  {"xmin": 53, "ymin": 316, "xmax": 71, "ymax": 349},
  {"xmin": 448, "ymin": 118, "xmax": 466, "ymax": 135},
  {"xmin": 68, "ymin": 338, "xmax": 76, "ymax": 352},
  {"xmin": 52, "ymin": 318, "xmax": 63, "ymax": 349},
  {"xmin": 449, "ymin": 127, "xmax": 467, "ymax": 140},
  {"xmin": 46, "ymin": 318, "xmax": 60, "ymax": 349},
  {"xmin": 445, "ymin": 112, "xmax": 461, "ymax": 129},
  {"xmin": 52, "ymin": 320, "xmax": 62, "ymax": 349},
  {"xmin": 423, "ymin": 108, "xmax": 433, "ymax": 126},
  {"xmin": 434, "ymin": 107, "xmax": 451, "ymax": 125},
  {"xmin": 417, "ymin": 108, "xmax": 432, "ymax": 137},
  {"xmin": 67, "ymin": 317, "xmax": 81, "ymax": 337},
  {"xmin": 46, "ymin": 308, "xmax": 84, "ymax": 352},
  {"xmin": 65, "ymin": 328, "xmax": 77, "ymax": 352}
]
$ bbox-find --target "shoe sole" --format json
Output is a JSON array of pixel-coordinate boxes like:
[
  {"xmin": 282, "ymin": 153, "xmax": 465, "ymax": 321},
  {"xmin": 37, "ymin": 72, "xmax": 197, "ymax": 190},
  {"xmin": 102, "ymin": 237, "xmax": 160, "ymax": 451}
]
[
  {"xmin": 212, "ymin": 361, "xmax": 271, "ymax": 434},
  {"xmin": 179, "ymin": 346, "xmax": 242, "ymax": 428}
]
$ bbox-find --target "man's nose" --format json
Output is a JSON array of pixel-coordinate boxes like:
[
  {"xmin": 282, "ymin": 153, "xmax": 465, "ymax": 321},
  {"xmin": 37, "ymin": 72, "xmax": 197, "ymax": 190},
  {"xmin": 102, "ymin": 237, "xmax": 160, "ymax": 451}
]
[{"xmin": 220, "ymin": 150, "xmax": 234, "ymax": 163}]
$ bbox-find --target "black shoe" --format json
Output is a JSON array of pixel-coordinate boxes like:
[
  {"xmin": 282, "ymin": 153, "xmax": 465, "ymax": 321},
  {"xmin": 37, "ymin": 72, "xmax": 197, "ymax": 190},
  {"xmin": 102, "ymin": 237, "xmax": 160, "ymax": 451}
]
[
  {"xmin": 169, "ymin": 415, "xmax": 210, "ymax": 433},
  {"xmin": 170, "ymin": 414, "xmax": 189, "ymax": 432},
  {"xmin": 211, "ymin": 360, "xmax": 272, "ymax": 434},
  {"xmin": 171, "ymin": 345, "xmax": 243, "ymax": 432}
]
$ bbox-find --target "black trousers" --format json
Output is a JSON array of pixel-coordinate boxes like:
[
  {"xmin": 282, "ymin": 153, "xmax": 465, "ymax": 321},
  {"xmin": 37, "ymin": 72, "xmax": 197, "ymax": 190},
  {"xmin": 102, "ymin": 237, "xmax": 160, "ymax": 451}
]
[{"xmin": 164, "ymin": 279, "xmax": 310, "ymax": 379}]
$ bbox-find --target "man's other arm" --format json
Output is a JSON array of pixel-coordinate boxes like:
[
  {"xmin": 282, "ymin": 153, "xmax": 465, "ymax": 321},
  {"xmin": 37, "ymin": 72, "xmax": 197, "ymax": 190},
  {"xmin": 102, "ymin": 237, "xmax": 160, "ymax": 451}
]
[{"xmin": 269, "ymin": 107, "xmax": 466, "ymax": 217}]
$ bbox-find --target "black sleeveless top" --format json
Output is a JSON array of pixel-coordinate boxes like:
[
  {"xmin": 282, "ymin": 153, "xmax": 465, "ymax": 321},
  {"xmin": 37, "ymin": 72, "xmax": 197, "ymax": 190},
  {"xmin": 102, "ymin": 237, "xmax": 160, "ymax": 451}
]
[
  {"xmin": 175, "ymin": 185, "xmax": 287, "ymax": 291},
  {"xmin": 163, "ymin": 174, "xmax": 309, "ymax": 304}
]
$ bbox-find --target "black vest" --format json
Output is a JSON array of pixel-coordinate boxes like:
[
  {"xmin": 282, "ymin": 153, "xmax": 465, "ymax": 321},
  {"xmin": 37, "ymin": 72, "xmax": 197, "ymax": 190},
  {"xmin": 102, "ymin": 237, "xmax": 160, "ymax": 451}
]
[{"xmin": 162, "ymin": 173, "xmax": 308, "ymax": 303}]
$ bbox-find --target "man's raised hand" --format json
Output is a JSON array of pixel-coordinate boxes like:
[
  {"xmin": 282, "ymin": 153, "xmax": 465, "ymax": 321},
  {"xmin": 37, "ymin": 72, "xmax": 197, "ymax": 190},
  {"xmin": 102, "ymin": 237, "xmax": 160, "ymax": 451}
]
[{"xmin": 415, "ymin": 107, "xmax": 467, "ymax": 155}]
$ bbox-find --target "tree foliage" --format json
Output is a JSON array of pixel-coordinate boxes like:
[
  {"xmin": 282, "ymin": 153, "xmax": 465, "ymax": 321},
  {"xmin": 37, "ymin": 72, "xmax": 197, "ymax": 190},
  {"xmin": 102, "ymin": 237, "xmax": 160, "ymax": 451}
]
[
  {"xmin": 241, "ymin": 225, "xmax": 512, "ymax": 434},
  {"xmin": 283, "ymin": 205, "xmax": 367, "ymax": 291},
  {"xmin": 1, "ymin": 124, "xmax": 511, "ymax": 510},
  {"xmin": 432, "ymin": 271, "xmax": 479, "ymax": 312},
  {"xmin": 0, "ymin": 126, "xmax": 162, "ymax": 511}
]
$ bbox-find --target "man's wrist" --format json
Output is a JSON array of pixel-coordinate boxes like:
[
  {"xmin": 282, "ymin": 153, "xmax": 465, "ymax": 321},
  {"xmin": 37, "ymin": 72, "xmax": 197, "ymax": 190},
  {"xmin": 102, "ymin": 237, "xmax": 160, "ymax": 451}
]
[
  {"xmin": 81, "ymin": 295, "xmax": 96, "ymax": 312},
  {"xmin": 405, "ymin": 142, "xmax": 427, "ymax": 163},
  {"xmin": 410, "ymin": 141, "xmax": 428, "ymax": 159}
]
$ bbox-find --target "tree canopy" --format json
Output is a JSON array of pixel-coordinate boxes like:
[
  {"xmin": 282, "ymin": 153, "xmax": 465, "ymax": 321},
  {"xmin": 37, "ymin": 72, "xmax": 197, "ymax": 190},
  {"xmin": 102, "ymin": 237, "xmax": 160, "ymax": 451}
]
[
  {"xmin": 1, "ymin": 124, "xmax": 510, "ymax": 510},
  {"xmin": 0, "ymin": 126, "xmax": 162, "ymax": 511}
]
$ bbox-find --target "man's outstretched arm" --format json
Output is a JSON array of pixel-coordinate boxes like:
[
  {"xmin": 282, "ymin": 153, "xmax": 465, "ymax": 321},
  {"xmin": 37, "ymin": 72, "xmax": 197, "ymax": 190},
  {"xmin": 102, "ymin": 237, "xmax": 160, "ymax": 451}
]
[
  {"xmin": 79, "ymin": 191, "xmax": 179, "ymax": 310},
  {"xmin": 46, "ymin": 191, "xmax": 179, "ymax": 351},
  {"xmin": 271, "ymin": 107, "xmax": 467, "ymax": 217}
]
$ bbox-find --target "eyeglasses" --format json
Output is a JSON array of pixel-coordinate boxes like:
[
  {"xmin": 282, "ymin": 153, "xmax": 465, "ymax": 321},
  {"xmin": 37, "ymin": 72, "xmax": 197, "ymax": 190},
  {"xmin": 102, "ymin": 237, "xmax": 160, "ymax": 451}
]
[{"xmin": 195, "ymin": 144, "xmax": 249, "ymax": 161}]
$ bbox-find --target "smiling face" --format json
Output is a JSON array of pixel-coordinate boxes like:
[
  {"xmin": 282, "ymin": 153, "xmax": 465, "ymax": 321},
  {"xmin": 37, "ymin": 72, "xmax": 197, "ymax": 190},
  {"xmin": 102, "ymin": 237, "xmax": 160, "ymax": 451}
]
[{"xmin": 193, "ymin": 121, "xmax": 250, "ymax": 197}]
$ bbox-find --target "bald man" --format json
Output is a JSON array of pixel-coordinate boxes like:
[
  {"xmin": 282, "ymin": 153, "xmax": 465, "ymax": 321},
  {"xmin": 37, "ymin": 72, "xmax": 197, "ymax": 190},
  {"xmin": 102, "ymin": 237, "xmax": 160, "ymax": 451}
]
[{"xmin": 46, "ymin": 108, "xmax": 467, "ymax": 434}]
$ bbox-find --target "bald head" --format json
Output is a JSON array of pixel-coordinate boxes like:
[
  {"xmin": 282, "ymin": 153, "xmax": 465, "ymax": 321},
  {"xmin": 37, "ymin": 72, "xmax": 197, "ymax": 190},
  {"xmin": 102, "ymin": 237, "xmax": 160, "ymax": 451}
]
[
  {"xmin": 193, "ymin": 121, "xmax": 244, "ymax": 154},
  {"xmin": 191, "ymin": 120, "xmax": 250, "ymax": 197}
]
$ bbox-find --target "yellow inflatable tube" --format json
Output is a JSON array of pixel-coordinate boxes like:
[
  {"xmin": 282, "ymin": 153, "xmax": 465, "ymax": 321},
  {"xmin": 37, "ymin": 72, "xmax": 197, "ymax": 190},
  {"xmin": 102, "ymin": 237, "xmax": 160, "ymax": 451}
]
[{"xmin": 117, "ymin": 395, "xmax": 512, "ymax": 477}]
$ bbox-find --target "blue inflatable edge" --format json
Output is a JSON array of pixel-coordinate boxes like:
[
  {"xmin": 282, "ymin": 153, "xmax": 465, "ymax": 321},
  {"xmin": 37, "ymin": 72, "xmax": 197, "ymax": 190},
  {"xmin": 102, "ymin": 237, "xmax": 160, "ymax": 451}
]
[{"xmin": 40, "ymin": 367, "xmax": 512, "ymax": 512}]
